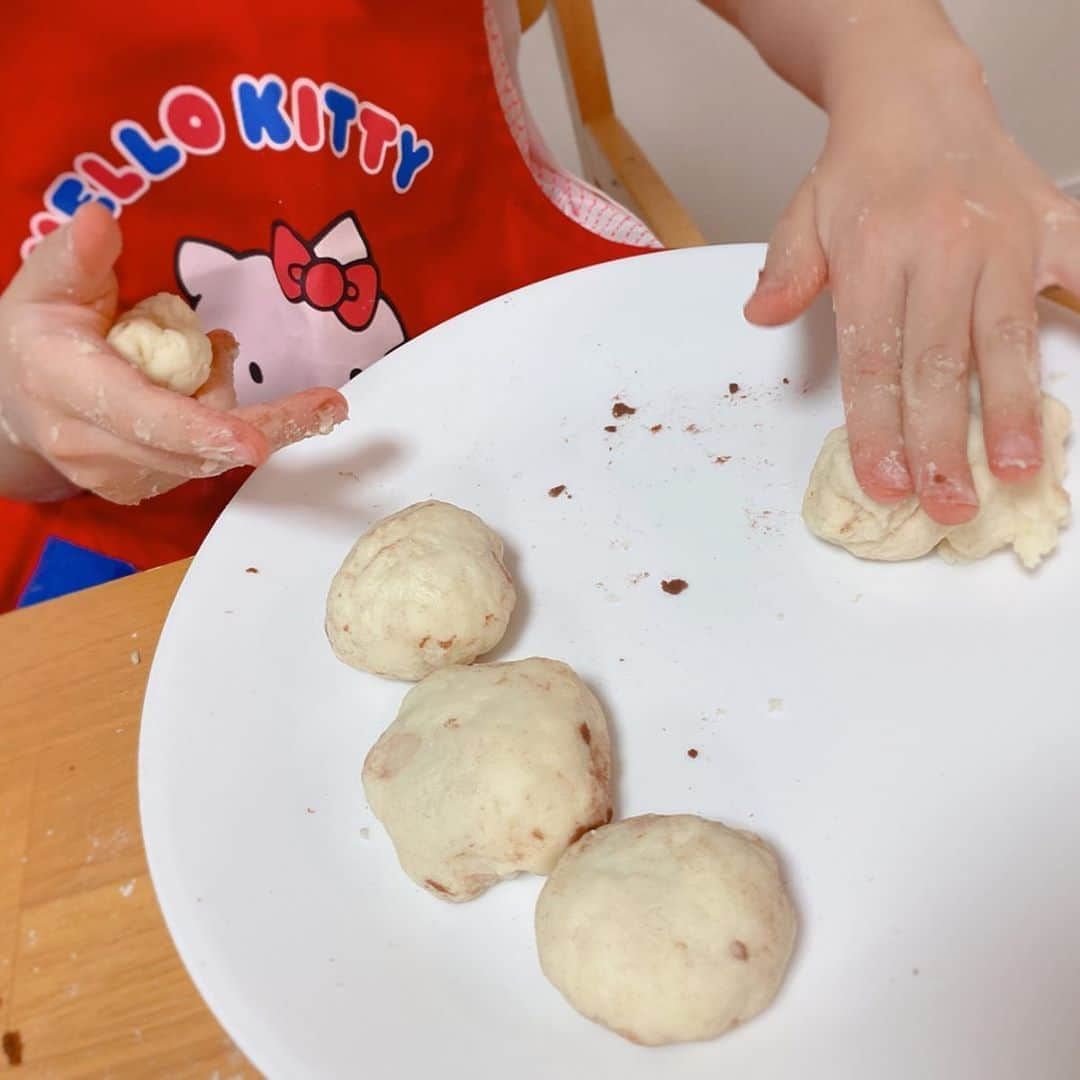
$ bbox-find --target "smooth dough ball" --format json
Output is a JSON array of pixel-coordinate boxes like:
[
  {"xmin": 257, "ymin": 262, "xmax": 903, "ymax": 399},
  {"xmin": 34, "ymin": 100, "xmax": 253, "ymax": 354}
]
[
  {"xmin": 363, "ymin": 658, "xmax": 613, "ymax": 902},
  {"xmin": 535, "ymin": 814, "xmax": 796, "ymax": 1046},
  {"xmin": 326, "ymin": 501, "xmax": 517, "ymax": 680},
  {"xmin": 803, "ymin": 394, "xmax": 1072, "ymax": 569},
  {"xmin": 106, "ymin": 292, "xmax": 212, "ymax": 395}
]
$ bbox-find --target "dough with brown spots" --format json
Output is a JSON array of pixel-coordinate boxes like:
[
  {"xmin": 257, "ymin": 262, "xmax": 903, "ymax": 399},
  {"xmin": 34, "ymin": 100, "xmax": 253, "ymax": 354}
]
[
  {"xmin": 803, "ymin": 394, "xmax": 1071, "ymax": 568},
  {"xmin": 535, "ymin": 814, "xmax": 796, "ymax": 1046},
  {"xmin": 326, "ymin": 501, "xmax": 517, "ymax": 680},
  {"xmin": 363, "ymin": 658, "xmax": 612, "ymax": 901}
]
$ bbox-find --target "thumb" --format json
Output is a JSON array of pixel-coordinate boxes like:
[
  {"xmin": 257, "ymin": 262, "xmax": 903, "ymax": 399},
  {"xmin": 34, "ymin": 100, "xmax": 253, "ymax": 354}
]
[
  {"xmin": 8, "ymin": 202, "xmax": 122, "ymax": 308},
  {"xmin": 744, "ymin": 180, "xmax": 827, "ymax": 327}
]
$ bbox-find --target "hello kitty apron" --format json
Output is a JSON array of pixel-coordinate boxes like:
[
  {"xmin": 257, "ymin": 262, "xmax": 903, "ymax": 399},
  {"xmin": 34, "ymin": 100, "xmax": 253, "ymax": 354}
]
[{"xmin": 0, "ymin": 1, "xmax": 654, "ymax": 610}]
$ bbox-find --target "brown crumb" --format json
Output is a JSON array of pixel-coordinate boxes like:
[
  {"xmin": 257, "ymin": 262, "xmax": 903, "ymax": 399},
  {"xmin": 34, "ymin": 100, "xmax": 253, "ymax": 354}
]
[
  {"xmin": 603, "ymin": 424, "xmax": 617, "ymax": 433},
  {"xmin": 437, "ymin": 638, "xmax": 454, "ymax": 650},
  {"xmin": 578, "ymin": 723, "xmax": 592, "ymax": 745},
  {"xmin": 728, "ymin": 382, "xmax": 740, "ymax": 395},
  {"xmin": 612, "ymin": 401, "xmax": 637, "ymax": 418},
  {"xmin": 684, "ymin": 424, "xmax": 699, "ymax": 434},
  {"xmin": 729, "ymin": 940, "xmax": 749, "ymax": 961},
  {"xmin": 661, "ymin": 578, "xmax": 688, "ymax": 595},
  {"xmin": 425, "ymin": 879, "xmax": 452, "ymax": 895},
  {"xmin": 245, "ymin": 566, "xmax": 259, "ymax": 574},
  {"xmin": 650, "ymin": 423, "xmax": 662, "ymax": 433},
  {"xmin": 532, "ymin": 828, "xmax": 545, "ymax": 841},
  {"xmin": 782, "ymin": 377, "xmax": 790, "ymax": 385},
  {"xmin": 2, "ymin": 1031, "xmax": 23, "ymax": 1066},
  {"xmin": 444, "ymin": 717, "xmax": 459, "ymax": 728},
  {"xmin": 483, "ymin": 612, "xmax": 495, "ymax": 625},
  {"xmin": 714, "ymin": 455, "xmax": 731, "ymax": 465},
  {"xmin": 547, "ymin": 484, "xmax": 567, "ymax": 498},
  {"xmin": 687, "ymin": 748, "xmax": 699, "ymax": 759}
]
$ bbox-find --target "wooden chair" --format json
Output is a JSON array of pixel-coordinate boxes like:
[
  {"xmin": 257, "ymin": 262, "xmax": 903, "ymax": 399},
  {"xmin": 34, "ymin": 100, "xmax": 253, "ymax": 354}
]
[
  {"xmin": 521, "ymin": 0, "xmax": 1080, "ymax": 316},
  {"xmin": 517, "ymin": 0, "xmax": 706, "ymax": 249}
]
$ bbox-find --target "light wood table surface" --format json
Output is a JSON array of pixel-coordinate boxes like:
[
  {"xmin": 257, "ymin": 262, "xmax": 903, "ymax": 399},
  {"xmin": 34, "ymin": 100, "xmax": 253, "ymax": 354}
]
[{"xmin": 1, "ymin": 561, "xmax": 257, "ymax": 1078}]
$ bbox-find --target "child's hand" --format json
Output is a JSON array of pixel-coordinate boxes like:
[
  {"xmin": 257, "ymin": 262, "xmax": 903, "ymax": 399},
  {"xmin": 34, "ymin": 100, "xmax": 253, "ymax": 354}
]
[
  {"xmin": 743, "ymin": 42, "xmax": 1078, "ymax": 525},
  {"xmin": 0, "ymin": 204, "xmax": 348, "ymax": 504}
]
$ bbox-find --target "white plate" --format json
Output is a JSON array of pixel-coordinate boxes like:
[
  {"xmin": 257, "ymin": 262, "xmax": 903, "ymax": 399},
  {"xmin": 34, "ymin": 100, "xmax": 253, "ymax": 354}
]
[{"xmin": 140, "ymin": 246, "xmax": 1080, "ymax": 1079}]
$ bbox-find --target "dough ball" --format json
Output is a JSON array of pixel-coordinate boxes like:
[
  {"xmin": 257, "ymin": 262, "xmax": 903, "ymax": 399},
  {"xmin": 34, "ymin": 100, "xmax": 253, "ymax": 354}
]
[
  {"xmin": 535, "ymin": 814, "xmax": 796, "ymax": 1046},
  {"xmin": 106, "ymin": 292, "xmax": 212, "ymax": 395},
  {"xmin": 803, "ymin": 394, "xmax": 1071, "ymax": 568},
  {"xmin": 326, "ymin": 501, "xmax": 517, "ymax": 680},
  {"xmin": 363, "ymin": 658, "xmax": 613, "ymax": 902}
]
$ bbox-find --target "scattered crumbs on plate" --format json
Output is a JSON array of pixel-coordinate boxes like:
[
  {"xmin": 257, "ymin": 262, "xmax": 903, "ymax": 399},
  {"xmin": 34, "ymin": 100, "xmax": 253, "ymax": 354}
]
[
  {"xmin": 728, "ymin": 382, "xmax": 740, "ymax": 395},
  {"xmin": 617, "ymin": 657, "xmax": 625, "ymax": 663},
  {"xmin": 684, "ymin": 424, "xmax": 700, "ymax": 434},
  {"xmin": 782, "ymin": 377, "xmax": 790, "ymax": 385},
  {"xmin": 628, "ymin": 571, "xmax": 650, "ymax": 585},
  {"xmin": 650, "ymin": 423, "xmax": 663, "ymax": 433},
  {"xmin": 245, "ymin": 566, "xmax": 259, "ymax": 574},
  {"xmin": 687, "ymin": 748, "xmax": 699, "ymax": 759},
  {"xmin": 714, "ymin": 455, "xmax": 731, "ymax": 465},
  {"xmin": 661, "ymin": 578, "xmax": 688, "ymax": 595},
  {"xmin": 306, "ymin": 807, "xmax": 316, "ymax": 815},
  {"xmin": 612, "ymin": 400, "xmax": 637, "ymax": 418},
  {"xmin": 358, "ymin": 827, "xmax": 370, "ymax": 840},
  {"xmin": 118, "ymin": 879, "xmax": 136, "ymax": 898},
  {"xmin": 2, "ymin": 1031, "xmax": 23, "ymax": 1067},
  {"xmin": 768, "ymin": 698, "xmax": 783, "ymax": 713},
  {"xmin": 547, "ymin": 484, "xmax": 567, "ymax": 498},
  {"xmin": 604, "ymin": 424, "xmax": 617, "ymax": 433},
  {"xmin": 129, "ymin": 650, "xmax": 141, "ymax": 666}
]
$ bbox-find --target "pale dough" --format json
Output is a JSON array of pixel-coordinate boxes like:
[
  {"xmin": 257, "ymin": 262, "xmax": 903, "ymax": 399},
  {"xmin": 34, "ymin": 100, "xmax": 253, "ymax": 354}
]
[
  {"xmin": 363, "ymin": 658, "xmax": 613, "ymax": 902},
  {"xmin": 535, "ymin": 814, "xmax": 797, "ymax": 1046},
  {"xmin": 803, "ymin": 395, "xmax": 1072, "ymax": 569},
  {"xmin": 106, "ymin": 292, "xmax": 212, "ymax": 395},
  {"xmin": 326, "ymin": 501, "xmax": 517, "ymax": 681}
]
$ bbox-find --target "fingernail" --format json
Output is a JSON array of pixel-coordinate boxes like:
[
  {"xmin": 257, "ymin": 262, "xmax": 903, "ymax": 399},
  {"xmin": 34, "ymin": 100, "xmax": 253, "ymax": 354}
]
[{"xmin": 990, "ymin": 432, "xmax": 1041, "ymax": 473}]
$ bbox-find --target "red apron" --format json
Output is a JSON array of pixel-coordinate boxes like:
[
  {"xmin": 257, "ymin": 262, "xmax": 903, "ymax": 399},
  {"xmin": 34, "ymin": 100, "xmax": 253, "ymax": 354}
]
[{"xmin": 0, "ymin": 0, "xmax": 650, "ymax": 610}]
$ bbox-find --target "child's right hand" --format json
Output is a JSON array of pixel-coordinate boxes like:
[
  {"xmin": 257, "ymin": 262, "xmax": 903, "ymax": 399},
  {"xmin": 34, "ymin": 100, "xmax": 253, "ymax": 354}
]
[{"xmin": 0, "ymin": 203, "xmax": 348, "ymax": 505}]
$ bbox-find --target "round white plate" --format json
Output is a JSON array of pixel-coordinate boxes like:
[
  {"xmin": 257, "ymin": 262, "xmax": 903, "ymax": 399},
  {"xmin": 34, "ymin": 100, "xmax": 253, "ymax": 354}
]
[{"xmin": 140, "ymin": 246, "xmax": 1080, "ymax": 1079}]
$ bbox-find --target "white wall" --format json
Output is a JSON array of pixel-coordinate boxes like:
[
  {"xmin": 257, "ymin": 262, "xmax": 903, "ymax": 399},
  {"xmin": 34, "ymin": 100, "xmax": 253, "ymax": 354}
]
[{"xmin": 519, "ymin": 0, "xmax": 1080, "ymax": 243}]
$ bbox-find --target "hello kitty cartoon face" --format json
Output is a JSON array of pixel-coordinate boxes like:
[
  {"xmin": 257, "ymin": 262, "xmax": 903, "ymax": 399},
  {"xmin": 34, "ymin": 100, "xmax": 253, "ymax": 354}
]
[{"xmin": 176, "ymin": 212, "xmax": 406, "ymax": 405}]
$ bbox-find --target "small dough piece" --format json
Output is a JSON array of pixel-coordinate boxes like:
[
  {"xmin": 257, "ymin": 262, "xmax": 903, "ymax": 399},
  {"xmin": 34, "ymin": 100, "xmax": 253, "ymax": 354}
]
[
  {"xmin": 106, "ymin": 292, "xmax": 212, "ymax": 395},
  {"xmin": 535, "ymin": 814, "xmax": 796, "ymax": 1046},
  {"xmin": 803, "ymin": 394, "xmax": 1071, "ymax": 568},
  {"xmin": 363, "ymin": 658, "xmax": 612, "ymax": 902},
  {"xmin": 326, "ymin": 501, "xmax": 516, "ymax": 680}
]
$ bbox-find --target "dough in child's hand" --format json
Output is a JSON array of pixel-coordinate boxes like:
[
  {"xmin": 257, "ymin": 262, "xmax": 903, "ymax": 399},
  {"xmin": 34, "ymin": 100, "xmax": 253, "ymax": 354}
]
[
  {"xmin": 326, "ymin": 500, "xmax": 516, "ymax": 681},
  {"xmin": 803, "ymin": 394, "xmax": 1071, "ymax": 568},
  {"xmin": 535, "ymin": 814, "xmax": 796, "ymax": 1046},
  {"xmin": 106, "ymin": 292, "xmax": 212, "ymax": 395},
  {"xmin": 363, "ymin": 658, "xmax": 613, "ymax": 902}
]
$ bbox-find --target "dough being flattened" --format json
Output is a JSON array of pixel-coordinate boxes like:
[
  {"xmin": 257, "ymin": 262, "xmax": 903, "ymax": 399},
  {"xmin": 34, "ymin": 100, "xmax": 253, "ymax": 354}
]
[
  {"xmin": 106, "ymin": 292, "xmax": 212, "ymax": 395},
  {"xmin": 803, "ymin": 394, "xmax": 1071, "ymax": 568},
  {"xmin": 535, "ymin": 814, "xmax": 796, "ymax": 1046},
  {"xmin": 363, "ymin": 657, "xmax": 612, "ymax": 902}
]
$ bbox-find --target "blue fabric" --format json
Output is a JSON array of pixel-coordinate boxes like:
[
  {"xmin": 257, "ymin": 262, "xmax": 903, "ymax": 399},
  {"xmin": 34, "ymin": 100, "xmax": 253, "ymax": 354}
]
[{"xmin": 16, "ymin": 536, "xmax": 136, "ymax": 609}]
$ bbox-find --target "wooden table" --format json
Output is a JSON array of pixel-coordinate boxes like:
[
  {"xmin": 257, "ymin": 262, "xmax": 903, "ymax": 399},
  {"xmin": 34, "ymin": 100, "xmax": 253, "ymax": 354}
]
[{"xmin": 0, "ymin": 562, "xmax": 257, "ymax": 1078}]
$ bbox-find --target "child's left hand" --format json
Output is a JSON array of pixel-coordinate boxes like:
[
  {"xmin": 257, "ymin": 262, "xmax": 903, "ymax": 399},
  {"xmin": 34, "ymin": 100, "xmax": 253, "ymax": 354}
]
[{"xmin": 743, "ymin": 42, "xmax": 1080, "ymax": 526}]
